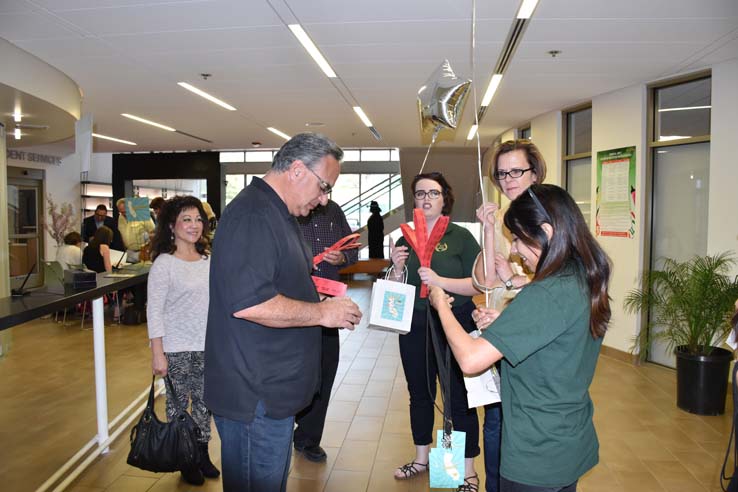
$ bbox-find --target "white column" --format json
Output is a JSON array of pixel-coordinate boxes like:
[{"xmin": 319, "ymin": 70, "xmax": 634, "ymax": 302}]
[
  {"xmin": 91, "ymin": 296, "xmax": 109, "ymax": 452},
  {"xmin": 0, "ymin": 124, "xmax": 11, "ymax": 357}
]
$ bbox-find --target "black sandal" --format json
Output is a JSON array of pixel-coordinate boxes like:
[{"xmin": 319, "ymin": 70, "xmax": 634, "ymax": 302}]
[
  {"xmin": 394, "ymin": 460, "xmax": 429, "ymax": 480},
  {"xmin": 457, "ymin": 473, "xmax": 479, "ymax": 492}
]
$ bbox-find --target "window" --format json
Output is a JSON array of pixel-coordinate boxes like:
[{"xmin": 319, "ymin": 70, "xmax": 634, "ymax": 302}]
[
  {"xmin": 563, "ymin": 106, "xmax": 592, "ymax": 226},
  {"xmin": 647, "ymin": 74, "xmax": 711, "ymax": 368}
]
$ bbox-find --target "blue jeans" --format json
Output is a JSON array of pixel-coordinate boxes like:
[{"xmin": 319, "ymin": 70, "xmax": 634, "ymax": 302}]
[
  {"xmin": 484, "ymin": 402, "xmax": 502, "ymax": 492},
  {"xmin": 214, "ymin": 401, "xmax": 295, "ymax": 492},
  {"xmin": 500, "ymin": 477, "xmax": 577, "ymax": 492}
]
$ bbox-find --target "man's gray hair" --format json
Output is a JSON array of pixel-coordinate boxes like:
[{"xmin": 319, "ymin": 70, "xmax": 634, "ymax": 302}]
[{"xmin": 272, "ymin": 133, "xmax": 343, "ymax": 172}]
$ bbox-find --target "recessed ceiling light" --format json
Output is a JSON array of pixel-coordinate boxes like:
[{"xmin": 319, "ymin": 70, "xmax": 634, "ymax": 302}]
[
  {"xmin": 517, "ymin": 0, "xmax": 540, "ymax": 19},
  {"xmin": 481, "ymin": 74, "xmax": 503, "ymax": 107},
  {"xmin": 288, "ymin": 24, "xmax": 337, "ymax": 78},
  {"xmin": 121, "ymin": 113, "xmax": 176, "ymax": 132},
  {"xmin": 466, "ymin": 125, "xmax": 478, "ymax": 141},
  {"xmin": 353, "ymin": 107, "xmax": 373, "ymax": 127},
  {"xmin": 14, "ymin": 128, "xmax": 21, "ymax": 140},
  {"xmin": 305, "ymin": 122, "xmax": 325, "ymax": 127},
  {"xmin": 177, "ymin": 82, "xmax": 237, "ymax": 111},
  {"xmin": 92, "ymin": 133, "xmax": 137, "ymax": 145},
  {"xmin": 13, "ymin": 110, "xmax": 22, "ymax": 123},
  {"xmin": 267, "ymin": 127, "xmax": 291, "ymax": 140}
]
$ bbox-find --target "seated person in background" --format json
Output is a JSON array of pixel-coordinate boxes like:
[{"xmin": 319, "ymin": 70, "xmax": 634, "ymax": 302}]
[
  {"xmin": 56, "ymin": 231, "xmax": 83, "ymax": 270},
  {"xmin": 83, "ymin": 226, "xmax": 113, "ymax": 273},
  {"xmin": 82, "ymin": 204, "xmax": 125, "ymax": 251}
]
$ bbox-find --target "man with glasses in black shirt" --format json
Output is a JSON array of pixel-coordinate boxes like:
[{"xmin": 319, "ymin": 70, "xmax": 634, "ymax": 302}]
[{"xmin": 204, "ymin": 133, "xmax": 362, "ymax": 492}]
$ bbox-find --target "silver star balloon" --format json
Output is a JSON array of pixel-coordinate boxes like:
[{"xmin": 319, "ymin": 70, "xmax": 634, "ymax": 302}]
[{"xmin": 417, "ymin": 60, "xmax": 471, "ymax": 134}]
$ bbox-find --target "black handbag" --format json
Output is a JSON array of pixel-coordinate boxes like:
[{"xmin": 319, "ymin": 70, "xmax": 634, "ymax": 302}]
[{"xmin": 127, "ymin": 375, "xmax": 202, "ymax": 472}]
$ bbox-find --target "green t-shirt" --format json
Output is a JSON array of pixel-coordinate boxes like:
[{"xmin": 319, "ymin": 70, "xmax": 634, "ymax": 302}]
[
  {"xmin": 481, "ymin": 267, "xmax": 602, "ymax": 487},
  {"xmin": 396, "ymin": 222, "xmax": 480, "ymax": 311}
]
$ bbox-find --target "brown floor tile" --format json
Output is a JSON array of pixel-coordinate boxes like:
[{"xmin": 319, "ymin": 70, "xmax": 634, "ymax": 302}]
[
  {"xmin": 323, "ymin": 470, "xmax": 371, "ymax": 492},
  {"xmin": 346, "ymin": 415, "xmax": 385, "ymax": 441},
  {"xmin": 356, "ymin": 396, "xmax": 390, "ymax": 417},
  {"xmin": 333, "ymin": 440, "xmax": 379, "ymax": 472}
]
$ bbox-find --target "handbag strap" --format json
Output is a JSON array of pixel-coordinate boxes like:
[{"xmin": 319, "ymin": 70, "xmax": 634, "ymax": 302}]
[
  {"xmin": 385, "ymin": 264, "xmax": 408, "ymax": 283},
  {"xmin": 426, "ymin": 303, "xmax": 454, "ymax": 445},
  {"xmin": 162, "ymin": 375, "xmax": 187, "ymax": 414}
]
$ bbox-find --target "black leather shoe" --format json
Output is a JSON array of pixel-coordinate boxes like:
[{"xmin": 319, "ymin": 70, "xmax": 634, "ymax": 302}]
[{"xmin": 294, "ymin": 444, "xmax": 327, "ymax": 463}]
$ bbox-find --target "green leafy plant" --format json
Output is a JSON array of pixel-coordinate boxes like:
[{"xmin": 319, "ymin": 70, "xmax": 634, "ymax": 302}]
[{"xmin": 624, "ymin": 252, "xmax": 738, "ymax": 361}]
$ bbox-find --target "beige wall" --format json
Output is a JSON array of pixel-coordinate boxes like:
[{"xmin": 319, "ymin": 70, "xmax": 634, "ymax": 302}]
[
  {"xmin": 707, "ymin": 57, "xmax": 738, "ymax": 272},
  {"xmin": 591, "ymin": 84, "xmax": 648, "ymax": 354}
]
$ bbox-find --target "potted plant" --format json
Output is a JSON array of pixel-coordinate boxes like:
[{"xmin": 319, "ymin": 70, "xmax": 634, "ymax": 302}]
[{"xmin": 624, "ymin": 252, "xmax": 738, "ymax": 416}]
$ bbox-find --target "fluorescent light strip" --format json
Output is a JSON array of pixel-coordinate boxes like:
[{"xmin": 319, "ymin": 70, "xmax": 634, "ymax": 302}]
[
  {"xmin": 466, "ymin": 124, "xmax": 478, "ymax": 141},
  {"xmin": 14, "ymin": 128, "xmax": 21, "ymax": 139},
  {"xmin": 517, "ymin": 0, "xmax": 540, "ymax": 19},
  {"xmin": 288, "ymin": 24, "xmax": 337, "ymax": 78},
  {"xmin": 267, "ymin": 127, "xmax": 291, "ymax": 140},
  {"xmin": 658, "ymin": 105, "xmax": 711, "ymax": 112},
  {"xmin": 177, "ymin": 82, "xmax": 237, "ymax": 111},
  {"xmin": 481, "ymin": 74, "xmax": 504, "ymax": 107},
  {"xmin": 353, "ymin": 106, "xmax": 373, "ymax": 127},
  {"xmin": 121, "ymin": 113, "xmax": 176, "ymax": 132},
  {"xmin": 92, "ymin": 133, "xmax": 137, "ymax": 146},
  {"xmin": 13, "ymin": 110, "xmax": 22, "ymax": 123}
]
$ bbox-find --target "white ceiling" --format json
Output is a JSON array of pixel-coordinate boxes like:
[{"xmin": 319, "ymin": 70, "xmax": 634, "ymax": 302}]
[{"xmin": 2, "ymin": 0, "xmax": 737, "ymax": 152}]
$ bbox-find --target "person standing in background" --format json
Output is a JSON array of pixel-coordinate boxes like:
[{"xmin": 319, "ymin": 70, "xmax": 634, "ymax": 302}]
[
  {"xmin": 367, "ymin": 200, "xmax": 385, "ymax": 259},
  {"xmin": 294, "ymin": 199, "xmax": 359, "ymax": 462},
  {"xmin": 149, "ymin": 196, "xmax": 165, "ymax": 226},
  {"xmin": 82, "ymin": 204, "xmax": 124, "ymax": 251}
]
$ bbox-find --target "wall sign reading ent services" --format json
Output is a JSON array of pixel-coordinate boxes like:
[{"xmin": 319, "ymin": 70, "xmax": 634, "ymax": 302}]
[{"xmin": 6, "ymin": 150, "xmax": 62, "ymax": 165}]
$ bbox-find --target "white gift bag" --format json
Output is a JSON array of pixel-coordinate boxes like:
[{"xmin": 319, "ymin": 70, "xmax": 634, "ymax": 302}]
[
  {"xmin": 367, "ymin": 267, "xmax": 415, "ymax": 335},
  {"xmin": 464, "ymin": 330, "xmax": 501, "ymax": 408}
]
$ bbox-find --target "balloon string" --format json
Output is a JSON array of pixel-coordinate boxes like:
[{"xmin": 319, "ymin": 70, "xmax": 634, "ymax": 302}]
[
  {"xmin": 469, "ymin": 0, "xmax": 490, "ymax": 307},
  {"xmin": 418, "ymin": 126, "xmax": 440, "ymax": 175}
]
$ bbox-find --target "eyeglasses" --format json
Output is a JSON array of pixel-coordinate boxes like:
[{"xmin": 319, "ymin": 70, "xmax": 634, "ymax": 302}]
[
  {"xmin": 305, "ymin": 166, "xmax": 332, "ymax": 195},
  {"xmin": 493, "ymin": 167, "xmax": 534, "ymax": 181},
  {"xmin": 413, "ymin": 190, "xmax": 443, "ymax": 200}
]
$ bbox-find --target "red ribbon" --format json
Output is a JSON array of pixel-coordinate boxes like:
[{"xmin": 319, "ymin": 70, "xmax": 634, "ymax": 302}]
[
  {"xmin": 400, "ymin": 209, "xmax": 449, "ymax": 298},
  {"xmin": 313, "ymin": 233, "xmax": 361, "ymax": 267}
]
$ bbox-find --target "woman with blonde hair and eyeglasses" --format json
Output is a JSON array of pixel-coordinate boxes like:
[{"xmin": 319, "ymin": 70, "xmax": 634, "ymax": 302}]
[{"xmin": 472, "ymin": 139, "xmax": 547, "ymax": 492}]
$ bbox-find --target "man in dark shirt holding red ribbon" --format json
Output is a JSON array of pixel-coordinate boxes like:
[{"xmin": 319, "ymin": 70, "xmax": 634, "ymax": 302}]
[{"xmin": 295, "ymin": 199, "xmax": 359, "ymax": 462}]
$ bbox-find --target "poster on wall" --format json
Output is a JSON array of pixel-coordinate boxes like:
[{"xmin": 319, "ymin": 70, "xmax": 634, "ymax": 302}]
[
  {"xmin": 124, "ymin": 197, "xmax": 150, "ymax": 223},
  {"xmin": 596, "ymin": 146, "xmax": 636, "ymax": 238}
]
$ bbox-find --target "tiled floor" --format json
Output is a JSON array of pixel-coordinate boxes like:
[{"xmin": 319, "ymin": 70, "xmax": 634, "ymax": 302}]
[{"xmin": 1, "ymin": 276, "xmax": 733, "ymax": 491}]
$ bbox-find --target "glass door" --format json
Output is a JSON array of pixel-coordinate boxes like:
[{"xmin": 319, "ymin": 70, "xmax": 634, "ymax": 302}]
[{"xmin": 8, "ymin": 177, "xmax": 43, "ymax": 290}]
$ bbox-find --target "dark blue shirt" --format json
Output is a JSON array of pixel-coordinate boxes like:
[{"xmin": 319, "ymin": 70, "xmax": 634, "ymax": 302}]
[
  {"xmin": 204, "ymin": 177, "xmax": 322, "ymax": 422},
  {"xmin": 298, "ymin": 200, "xmax": 358, "ymax": 281}
]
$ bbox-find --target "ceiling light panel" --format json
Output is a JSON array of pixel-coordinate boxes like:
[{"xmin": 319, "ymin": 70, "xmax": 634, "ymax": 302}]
[
  {"xmin": 177, "ymin": 82, "xmax": 237, "ymax": 111},
  {"xmin": 288, "ymin": 24, "xmax": 337, "ymax": 78},
  {"xmin": 92, "ymin": 133, "xmax": 137, "ymax": 145},
  {"xmin": 121, "ymin": 113, "xmax": 176, "ymax": 132},
  {"xmin": 353, "ymin": 106, "xmax": 373, "ymax": 127},
  {"xmin": 517, "ymin": 0, "xmax": 540, "ymax": 19},
  {"xmin": 267, "ymin": 127, "xmax": 291, "ymax": 140}
]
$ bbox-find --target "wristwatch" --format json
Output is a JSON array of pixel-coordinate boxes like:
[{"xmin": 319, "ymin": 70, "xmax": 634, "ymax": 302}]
[{"xmin": 503, "ymin": 275, "xmax": 514, "ymax": 290}]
